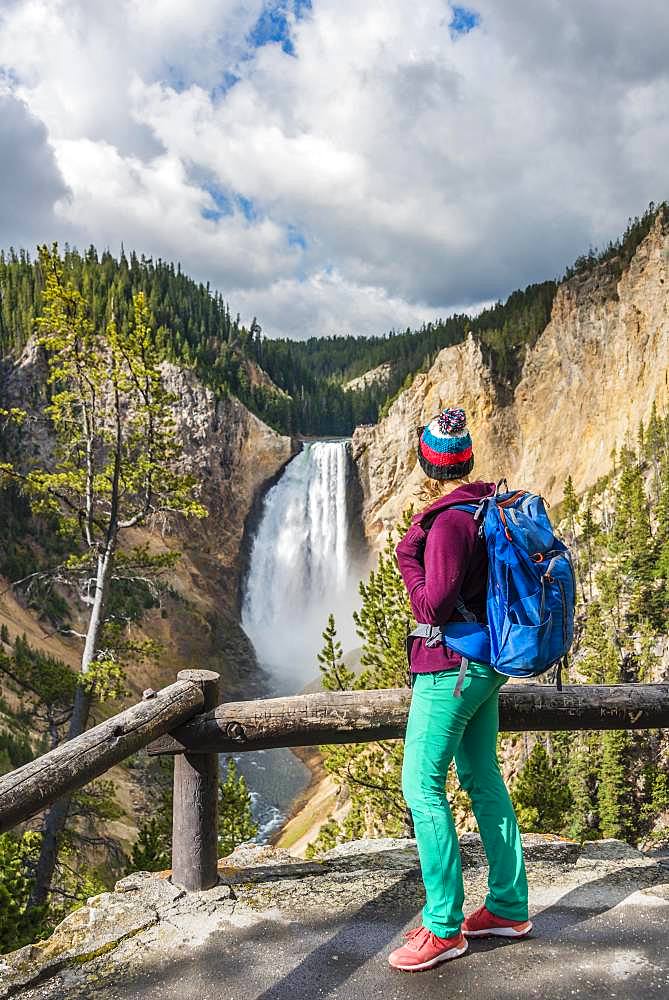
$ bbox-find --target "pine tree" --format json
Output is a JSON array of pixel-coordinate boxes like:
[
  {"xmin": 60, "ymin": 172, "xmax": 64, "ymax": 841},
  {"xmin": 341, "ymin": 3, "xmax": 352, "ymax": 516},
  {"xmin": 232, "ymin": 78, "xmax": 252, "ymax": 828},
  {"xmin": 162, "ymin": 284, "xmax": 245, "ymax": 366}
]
[
  {"xmin": 353, "ymin": 511, "xmax": 416, "ymax": 690},
  {"xmin": 218, "ymin": 757, "xmax": 258, "ymax": 856},
  {"xmin": 611, "ymin": 456, "xmax": 659, "ymax": 626},
  {"xmin": 596, "ymin": 565, "xmax": 624, "ymax": 631},
  {"xmin": 126, "ymin": 757, "xmax": 258, "ymax": 874},
  {"xmin": 654, "ymin": 454, "xmax": 669, "ymax": 615},
  {"xmin": 127, "ymin": 817, "xmax": 171, "ymax": 873},
  {"xmin": 637, "ymin": 620, "xmax": 660, "ymax": 683},
  {"xmin": 511, "ymin": 741, "xmax": 572, "ymax": 833},
  {"xmin": 317, "ymin": 614, "xmax": 355, "ymax": 691},
  {"xmin": 598, "ymin": 729, "xmax": 634, "ymax": 840},
  {"xmin": 651, "ymin": 767, "xmax": 669, "ymax": 819},
  {"xmin": 563, "ymin": 475, "xmax": 578, "ymax": 536},
  {"xmin": 0, "ymin": 827, "xmax": 107, "ymax": 951},
  {"xmin": 565, "ymin": 734, "xmax": 600, "ymax": 841},
  {"xmin": 578, "ymin": 601, "xmax": 620, "ymax": 684},
  {"xmin": 579, "ymin": 500, "xmax": 599, "ymax": 601},
  {"xmin": 0, "ymin": 832, "xmax": 43, "ymax": 952},
  {"xmin": 647, "ymin": 401, "xmax": 664, "ymax": 501},
  {"xmin": 647, "ymin": 401, "xmax": 663, "ymax": 455},
  {"xmin": 562, "ymin": 476, "xmax": 585, "ymax": 601},
  {"xmin": 0, "ymin": 244, "xmax": 208, "ymax": 911}
]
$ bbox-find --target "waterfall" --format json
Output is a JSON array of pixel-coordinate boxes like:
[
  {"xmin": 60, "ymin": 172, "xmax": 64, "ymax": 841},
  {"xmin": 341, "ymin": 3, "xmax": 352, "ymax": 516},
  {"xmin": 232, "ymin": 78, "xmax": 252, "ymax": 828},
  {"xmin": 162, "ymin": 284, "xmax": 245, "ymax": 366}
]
[
  {"xmin": 237, "ymin": 439, "xmax": 363, "ymax": 842},
  {"xmin": 242, "ymin": 440, "xmax": 359, "ymax": 695}
]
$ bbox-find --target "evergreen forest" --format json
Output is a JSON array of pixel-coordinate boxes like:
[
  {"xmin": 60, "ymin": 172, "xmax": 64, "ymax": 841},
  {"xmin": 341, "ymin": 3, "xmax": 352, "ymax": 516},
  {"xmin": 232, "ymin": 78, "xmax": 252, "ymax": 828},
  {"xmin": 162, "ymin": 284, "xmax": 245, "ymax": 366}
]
[
  {"xmin": 1, "ymin": 202, "xmax": 663, "ymax": 437},
  {"xmin": 0, "ymin": 250, "xmax": 258, "ymax": 952}
]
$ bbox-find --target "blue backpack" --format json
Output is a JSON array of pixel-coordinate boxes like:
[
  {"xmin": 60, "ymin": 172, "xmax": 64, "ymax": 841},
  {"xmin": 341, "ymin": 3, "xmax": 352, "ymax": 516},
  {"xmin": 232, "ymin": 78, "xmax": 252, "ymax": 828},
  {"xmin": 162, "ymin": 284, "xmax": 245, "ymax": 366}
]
[{"xmin": 410, "ymin": 481, "xmax": 576, "ymax": 696}]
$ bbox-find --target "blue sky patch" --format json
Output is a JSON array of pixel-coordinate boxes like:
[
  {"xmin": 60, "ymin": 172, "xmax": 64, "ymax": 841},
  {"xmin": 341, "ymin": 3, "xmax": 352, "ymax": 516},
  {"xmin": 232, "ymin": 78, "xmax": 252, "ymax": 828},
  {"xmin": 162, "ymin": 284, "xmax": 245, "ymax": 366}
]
[
  {"xmin": 449, "ymin": 5, "xmax": 480, "ymax": 36},
  {"xmin": 210, "ymin": 71, "xmax": 240, "ymax": 102},
  {"xmin": 248, "ymin": 2, "xmax": 311, "ymax": 56},
  {"xmin": 249, "ymin": 6, "xmax": 295, "ymax": 55},
  {"xmin": 237, "ymin": 195, "xmax": 257, "ymax": 221},
  {"xmin": 201, "ymin": 183, "xmax": 233, "ymax": 222},
  {"xmin": 200, "ymin": 186, "xmax": 262, "ymax": 224},
  {"xmin": 165, "ymin": 62, "xmax": 189, "ymax": 93},
  {"xmin": 287, "ymin": 225, "xmax": 307, "ymax": 250}
]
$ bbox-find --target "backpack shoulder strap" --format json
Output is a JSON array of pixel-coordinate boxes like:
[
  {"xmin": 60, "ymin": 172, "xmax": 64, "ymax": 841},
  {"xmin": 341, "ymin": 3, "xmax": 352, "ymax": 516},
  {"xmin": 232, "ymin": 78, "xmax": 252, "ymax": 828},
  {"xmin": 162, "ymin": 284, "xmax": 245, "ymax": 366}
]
[
  {"xmin": 455, "ymin": 597, "xmax": 477, "ymax": 623},
  {"xmin": 447, "ymin": 501, "xmax": 486, "ymax": 538},
  {"xmin": 443, "ymin": 505, "xmax": 485, "ymax": 622}
]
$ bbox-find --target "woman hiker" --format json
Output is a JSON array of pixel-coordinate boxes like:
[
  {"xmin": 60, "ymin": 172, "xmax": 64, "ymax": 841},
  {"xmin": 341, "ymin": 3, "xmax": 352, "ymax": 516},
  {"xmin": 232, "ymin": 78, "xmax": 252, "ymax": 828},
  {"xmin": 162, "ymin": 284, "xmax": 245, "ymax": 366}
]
[{"xmin": 387, "ymin": 406, "xmax": 532, "ymax": 973}]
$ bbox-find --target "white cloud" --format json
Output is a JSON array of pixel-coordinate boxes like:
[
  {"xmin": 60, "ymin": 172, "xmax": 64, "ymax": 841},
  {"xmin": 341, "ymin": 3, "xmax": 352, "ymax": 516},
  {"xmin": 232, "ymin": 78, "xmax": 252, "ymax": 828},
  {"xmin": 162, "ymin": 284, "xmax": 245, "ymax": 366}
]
[
  {"xmin": 1, "ymin": 0, "xmax": 668, "ymax": 338},
  {"xmin": 231, "ymin": 268, "xmax": 444, "ymax": 340},
  {"xmin": 51, "ymin": 137, "xmax": 298, "ymax": 289}
]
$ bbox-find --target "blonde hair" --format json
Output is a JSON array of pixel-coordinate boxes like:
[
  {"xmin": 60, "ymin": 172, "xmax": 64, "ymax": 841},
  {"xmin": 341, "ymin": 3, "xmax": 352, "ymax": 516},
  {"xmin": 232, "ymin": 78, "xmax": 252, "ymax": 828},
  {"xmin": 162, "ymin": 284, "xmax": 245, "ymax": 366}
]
[{"xmin": 415, "ymin": 474, "xmax": 471, "ymax": 511}]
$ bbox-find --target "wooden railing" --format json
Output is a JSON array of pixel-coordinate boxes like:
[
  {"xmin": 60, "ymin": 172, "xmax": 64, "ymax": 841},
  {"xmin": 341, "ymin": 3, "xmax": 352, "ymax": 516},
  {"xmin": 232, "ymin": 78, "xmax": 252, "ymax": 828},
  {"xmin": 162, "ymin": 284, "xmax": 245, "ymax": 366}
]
[{"xmin": 1, "ymin": 669, "xmax": 668, "ymax": 892}]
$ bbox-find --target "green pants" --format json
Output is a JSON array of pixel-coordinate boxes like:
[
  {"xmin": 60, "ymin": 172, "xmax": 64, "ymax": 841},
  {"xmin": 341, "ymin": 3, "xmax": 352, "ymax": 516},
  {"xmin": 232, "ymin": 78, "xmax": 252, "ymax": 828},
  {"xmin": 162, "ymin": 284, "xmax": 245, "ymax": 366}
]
[{"xmin": 401, "ymin": 661, "xmax": 528, "ymax": 938}]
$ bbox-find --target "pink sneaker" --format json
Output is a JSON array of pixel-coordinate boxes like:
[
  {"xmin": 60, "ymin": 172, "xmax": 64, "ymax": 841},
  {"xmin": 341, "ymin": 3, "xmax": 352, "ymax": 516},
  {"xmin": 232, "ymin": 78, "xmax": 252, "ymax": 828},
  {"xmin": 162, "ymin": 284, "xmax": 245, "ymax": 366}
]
[
  {"xmin": 388, "ymin": 925, "xmax": 468, "ymax": 971},
  {"xmin": 462, "ymin": 904, "xmax": 532, "ymax": 938}
]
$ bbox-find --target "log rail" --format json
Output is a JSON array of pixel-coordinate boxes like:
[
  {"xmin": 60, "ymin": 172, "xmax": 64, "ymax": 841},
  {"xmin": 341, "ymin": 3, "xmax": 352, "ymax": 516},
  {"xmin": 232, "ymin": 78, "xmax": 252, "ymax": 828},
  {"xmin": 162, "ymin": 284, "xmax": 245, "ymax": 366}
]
[
  {"xmin": 148, "ymin": 683, "xmax": 669, "ymax": 755},
  {"xmin": 0, "ymin": 674, "xmax": 205, "ymax": 835},
  {"xmin": 1, "ymin": 672, "xmax": 668, "ymax": 892}
]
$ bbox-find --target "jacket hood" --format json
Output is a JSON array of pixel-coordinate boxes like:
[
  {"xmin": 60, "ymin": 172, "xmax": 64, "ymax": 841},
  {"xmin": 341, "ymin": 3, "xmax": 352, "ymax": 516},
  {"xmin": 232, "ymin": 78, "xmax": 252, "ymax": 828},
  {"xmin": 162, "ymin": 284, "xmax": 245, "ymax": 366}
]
[{"xmin": 411, "ymin": 480, "xmax": 496, "ymax": 528}]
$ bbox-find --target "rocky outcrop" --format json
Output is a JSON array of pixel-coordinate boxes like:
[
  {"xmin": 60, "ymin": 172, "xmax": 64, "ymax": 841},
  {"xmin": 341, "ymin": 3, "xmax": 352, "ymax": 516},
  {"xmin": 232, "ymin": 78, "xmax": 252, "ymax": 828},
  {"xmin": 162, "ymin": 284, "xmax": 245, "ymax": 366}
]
[
  {"xmin": 3, "ymin": 834, "xmax": 668, "ymax": 999},
  {"xmin": 146, "ymin": 364, "xmax": 297, "ymax": 696},
  {"xmin": 353, "ymin": 214, "xmax": 669, "ymax": 547},
  {"xmin": 352, "ymin": 334, "xmax": 511, "ymax": 542},
  {"xmin": 160, "ymin": 363, "xmax": 295, "ymax": 612},
  {"xmin": 0, "ymin": 351, "xmax": 297, "ymax": 698},
  {"xmin": 344, "ymin": 362, "xmax": 393, "ymax": 393}
]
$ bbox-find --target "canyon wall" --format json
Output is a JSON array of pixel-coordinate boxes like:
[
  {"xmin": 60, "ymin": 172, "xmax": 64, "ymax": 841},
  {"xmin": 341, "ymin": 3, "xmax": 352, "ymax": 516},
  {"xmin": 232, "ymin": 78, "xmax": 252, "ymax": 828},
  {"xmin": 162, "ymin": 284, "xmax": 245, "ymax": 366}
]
[
  {"xmin": 0, "ymin": 347, "xmax": 296, "ymax": 855},
  {"xmin": 0, "ymin": 348, "xmax": 297, "ymax": 699},
  {"xmin": 352, "ymin": 214, "xmax": 669, "ymax": 548}
]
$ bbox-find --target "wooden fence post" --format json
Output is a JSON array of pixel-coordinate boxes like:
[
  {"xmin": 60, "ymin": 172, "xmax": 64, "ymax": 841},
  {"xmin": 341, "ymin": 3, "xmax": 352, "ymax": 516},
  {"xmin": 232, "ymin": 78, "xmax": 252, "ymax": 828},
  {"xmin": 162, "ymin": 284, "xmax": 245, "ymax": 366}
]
[{"xmin": 171, "ymin": 669, "xmax": 220, "ymax": 891}]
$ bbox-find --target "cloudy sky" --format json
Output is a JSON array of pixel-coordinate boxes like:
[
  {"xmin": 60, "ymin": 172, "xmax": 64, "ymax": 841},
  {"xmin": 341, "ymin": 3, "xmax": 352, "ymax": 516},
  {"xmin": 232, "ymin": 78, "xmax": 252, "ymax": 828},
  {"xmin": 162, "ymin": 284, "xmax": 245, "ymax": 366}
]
[{"xmin": 1, "ymin": 1, "xmax": 667, "ymax": 339}]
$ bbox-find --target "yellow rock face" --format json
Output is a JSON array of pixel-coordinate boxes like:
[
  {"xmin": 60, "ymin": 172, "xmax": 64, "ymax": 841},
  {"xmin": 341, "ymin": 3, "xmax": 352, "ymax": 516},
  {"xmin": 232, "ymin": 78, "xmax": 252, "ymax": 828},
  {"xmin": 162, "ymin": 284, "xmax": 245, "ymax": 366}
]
[{"xmin": 353, "ymin": 215, "xmax": 669, "ymax": 548}]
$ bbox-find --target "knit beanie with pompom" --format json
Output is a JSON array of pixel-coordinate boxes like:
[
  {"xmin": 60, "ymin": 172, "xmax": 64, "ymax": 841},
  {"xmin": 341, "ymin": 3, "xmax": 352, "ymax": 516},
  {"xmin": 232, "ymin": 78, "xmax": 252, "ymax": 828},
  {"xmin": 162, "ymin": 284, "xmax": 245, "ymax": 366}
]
[{"xmin": 416, "ymin": 406, "xmax": 474, "ymax": 480}]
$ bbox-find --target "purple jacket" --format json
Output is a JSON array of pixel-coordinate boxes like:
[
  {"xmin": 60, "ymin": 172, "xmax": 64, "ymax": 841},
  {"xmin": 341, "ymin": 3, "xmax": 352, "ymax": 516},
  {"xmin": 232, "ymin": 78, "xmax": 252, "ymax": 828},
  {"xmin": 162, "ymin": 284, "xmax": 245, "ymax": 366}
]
[{"xmin": 395, "ymin": 480, "xmax": 496, "ymax": 673}]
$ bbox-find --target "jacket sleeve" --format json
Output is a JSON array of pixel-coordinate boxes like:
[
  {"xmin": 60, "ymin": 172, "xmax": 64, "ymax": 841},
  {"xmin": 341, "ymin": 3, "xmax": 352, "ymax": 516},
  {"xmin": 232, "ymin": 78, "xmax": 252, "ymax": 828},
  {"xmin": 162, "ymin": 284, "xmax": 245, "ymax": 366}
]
[{"xmin": 395, "ymin": 511, "xmax": 474, "ymax": 625}]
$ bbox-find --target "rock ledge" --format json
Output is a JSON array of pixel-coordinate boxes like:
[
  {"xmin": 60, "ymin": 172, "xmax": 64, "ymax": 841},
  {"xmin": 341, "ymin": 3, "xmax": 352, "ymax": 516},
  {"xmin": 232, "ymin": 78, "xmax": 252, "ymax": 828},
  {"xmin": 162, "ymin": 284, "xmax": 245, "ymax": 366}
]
[{"xmin": 2, "ymin": 834, "xmax": 667, "ymax": 1000}]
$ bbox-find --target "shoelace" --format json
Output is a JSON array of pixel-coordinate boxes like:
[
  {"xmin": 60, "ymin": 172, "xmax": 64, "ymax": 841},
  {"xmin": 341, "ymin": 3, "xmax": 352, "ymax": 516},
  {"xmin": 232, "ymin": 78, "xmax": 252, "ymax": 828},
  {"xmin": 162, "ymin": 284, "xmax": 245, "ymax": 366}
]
[{"xmin": 403, "ymin": 926, "xmax": 454, "ymax": 950}]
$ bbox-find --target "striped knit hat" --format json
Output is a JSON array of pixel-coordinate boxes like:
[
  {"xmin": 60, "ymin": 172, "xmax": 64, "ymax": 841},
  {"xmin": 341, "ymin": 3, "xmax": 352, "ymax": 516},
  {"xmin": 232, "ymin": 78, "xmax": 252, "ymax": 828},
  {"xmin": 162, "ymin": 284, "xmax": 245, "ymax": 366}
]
[{"xmin": 416, "ymin": 406, "xmax": 474, "ymax": 480}]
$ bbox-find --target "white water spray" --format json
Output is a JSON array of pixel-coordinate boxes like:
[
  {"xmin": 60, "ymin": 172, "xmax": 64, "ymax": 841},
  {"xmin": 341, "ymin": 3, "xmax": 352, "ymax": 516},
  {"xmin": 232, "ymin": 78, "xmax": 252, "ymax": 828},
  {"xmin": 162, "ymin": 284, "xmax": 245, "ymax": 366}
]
[{"xmin": 242, "ymin": 440, "xmax": 361, "ymax": 694}]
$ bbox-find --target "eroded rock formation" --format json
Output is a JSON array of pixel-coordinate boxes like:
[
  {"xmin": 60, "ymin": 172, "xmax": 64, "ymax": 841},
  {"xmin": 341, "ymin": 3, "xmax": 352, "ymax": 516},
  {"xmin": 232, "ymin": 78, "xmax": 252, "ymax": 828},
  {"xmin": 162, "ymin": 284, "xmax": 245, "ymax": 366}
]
[
  {"xmin": 352, "ymin": 214, "xmax": 669, "ymax": 548},
  {"xmin": 0, "ymin": 349, "xmax": 297, "ymax": 698}
]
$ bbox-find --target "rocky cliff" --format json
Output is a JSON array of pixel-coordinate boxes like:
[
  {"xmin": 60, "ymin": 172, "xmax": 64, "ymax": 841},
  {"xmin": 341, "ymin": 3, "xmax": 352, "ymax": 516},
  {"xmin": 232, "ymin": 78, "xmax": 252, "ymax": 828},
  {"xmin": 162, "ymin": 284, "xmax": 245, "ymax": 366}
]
[
  {"xmin": 352, "ymin": 213, "xmax": 669, "ymax": 547},
  {"xmin": 3, "ymin": 834, "xmax": 669, "ymax": 999},
  {"xmin": 142, "ymin": 363, "xmax": 298, "ymax": 696},
  {"xmin": 0, "ymin": 348, "xmax": 297, "ymax": 697},
  {"xmin": 343, "ymin": 361, "xmax": 393, "ymax": 393},
  {"xmin": 0, "ymin": 348, "xmax": 298, "ymax": 851}
]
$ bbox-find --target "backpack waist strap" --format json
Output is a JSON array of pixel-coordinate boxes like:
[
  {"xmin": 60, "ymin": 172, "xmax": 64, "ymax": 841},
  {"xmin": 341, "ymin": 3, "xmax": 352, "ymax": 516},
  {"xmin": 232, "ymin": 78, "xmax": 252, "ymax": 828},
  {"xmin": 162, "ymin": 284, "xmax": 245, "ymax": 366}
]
[
  {"xmin": 406, "ymin": 624, "xmax": 469, "ymax": 698},
  {"xmin": 408, "ymin": 623, "xmax": 443, "ymax": 647}
]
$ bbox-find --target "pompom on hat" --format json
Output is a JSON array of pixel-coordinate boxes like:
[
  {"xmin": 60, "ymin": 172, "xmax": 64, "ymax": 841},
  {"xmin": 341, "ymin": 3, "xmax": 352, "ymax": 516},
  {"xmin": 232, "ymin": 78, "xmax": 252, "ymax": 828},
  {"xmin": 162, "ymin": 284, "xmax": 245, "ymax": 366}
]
[{"xmin": 416, "ymin": 406, "xmax": 474, "ymax": 480}]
